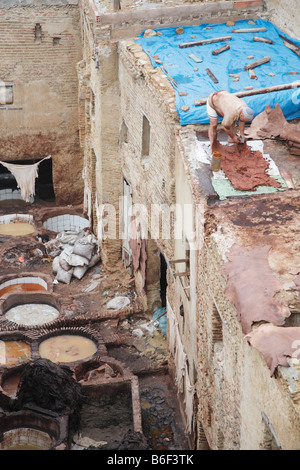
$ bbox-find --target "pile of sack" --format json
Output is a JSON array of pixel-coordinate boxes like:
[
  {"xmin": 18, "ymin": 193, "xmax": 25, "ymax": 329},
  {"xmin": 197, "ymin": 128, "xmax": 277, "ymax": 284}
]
[{"xmin": 45, "ymin": 230, "xmax": 100, "ymax": 284}]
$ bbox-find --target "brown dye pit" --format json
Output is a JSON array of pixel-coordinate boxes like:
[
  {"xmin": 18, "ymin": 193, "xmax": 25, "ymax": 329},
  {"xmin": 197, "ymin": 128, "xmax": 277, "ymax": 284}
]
[
  {"xmin": 38, "ymin": 335, "xmax": 97, "ymax": 363},
  {"xmin": 0, "ymin": 200, "xmax": 28, "ymax": 210},
  {"xmin": 0, "ymin": 341, "xmax": 31, "ymax": 366},
  {"xmin": 6, "ymin": 444, "xmax": 45, "ymax": 450},
  {"xmin": 0, "ymin": 222, "xmax": 35, "ymax": 236},
  {"xmin": 2, "ymin": 373, "xmax": 21, "ymax": 396},
  {"xmin": 212, "ymin": 141, "xmax": 282, "ymax": 191},
  {"xmin": 0, "ymin": 283, "xmax": 47, "ymax": 298}
]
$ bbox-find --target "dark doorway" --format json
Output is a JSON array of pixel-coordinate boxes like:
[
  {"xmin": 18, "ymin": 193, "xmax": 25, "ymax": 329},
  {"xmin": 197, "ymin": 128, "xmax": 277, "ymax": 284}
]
[
  {"xmin": 0, "ymin": 158, "xmax": 55, "ymax": 201},
  {"xmin": 160, "ymin": 253, "xmax": 168, "ymax": 308}
]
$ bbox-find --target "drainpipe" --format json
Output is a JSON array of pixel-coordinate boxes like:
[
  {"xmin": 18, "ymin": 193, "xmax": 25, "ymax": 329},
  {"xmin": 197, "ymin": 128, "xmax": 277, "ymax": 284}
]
[{"xmin": 113, "ymin": 0, "xmax": 121, "ymax": 11}]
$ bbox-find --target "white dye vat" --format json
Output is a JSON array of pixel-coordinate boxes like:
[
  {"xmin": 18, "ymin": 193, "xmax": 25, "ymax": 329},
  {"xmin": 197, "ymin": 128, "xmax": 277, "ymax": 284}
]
[
  {"xmin": 5, "ymin": 304, "xmax": 59, "ymax": 326},
  {"xmin": 39, "ymin": 335, "xmax": 97, "ymax": 363},
  {"xmin": 43, "ymin": 214, "xmax": 89, "ymax": 233}
]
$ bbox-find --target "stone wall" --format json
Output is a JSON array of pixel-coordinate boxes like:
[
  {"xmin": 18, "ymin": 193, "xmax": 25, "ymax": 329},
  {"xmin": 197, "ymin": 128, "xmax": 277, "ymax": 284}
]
[
  {"xmin": 88, "ymin": 0, "xmax": 265, "ymax": 40},
  {"xmin": 0, "ymin": 1, "xmax": 83, "ymax": 205},
  {"xmin": 195, "ymin": 226, "xmax": 300, "ymax": 450},
  {"xmin": 118, "ymin": 40, "xmax": 178, "ymax": 310}
]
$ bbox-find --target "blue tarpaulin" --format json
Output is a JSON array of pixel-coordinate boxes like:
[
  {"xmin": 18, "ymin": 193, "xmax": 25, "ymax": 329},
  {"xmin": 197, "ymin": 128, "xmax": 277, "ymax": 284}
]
[
  {"xmin": 152, "ymin": 307, "xmax": 167, "ymax": 337},
  {"xmin": 136, "ymin": 19, "xmax": 300, "ymax": 125}
]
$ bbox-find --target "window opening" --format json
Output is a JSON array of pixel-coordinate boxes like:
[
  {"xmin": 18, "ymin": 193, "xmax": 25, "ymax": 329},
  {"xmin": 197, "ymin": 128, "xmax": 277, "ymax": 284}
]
[
  {"xmin": 34, "ymin": 24, "xmax": 42, "ymax": 43},
  {"xmin": 142, "ymin": 114, "xmax": 151, "ymax": 157}
]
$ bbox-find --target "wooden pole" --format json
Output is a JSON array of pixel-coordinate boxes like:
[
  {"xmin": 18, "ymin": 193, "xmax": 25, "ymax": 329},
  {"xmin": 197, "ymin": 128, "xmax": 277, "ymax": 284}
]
[
  {"xmin": 278, "ymin": 34, "xmax": 300, "ymax": 51},
  {"xmin": 194, "ymin": 82, "xmax": 300, "ymax": 106},
  {"xmin": 279, "ymin": 34, "xmax": 300, "ymax": 58},
  {"xmin": 212, "ymin": 44, "xmax": 230, "ymax": 55},
  {"xmin": 253, "ymin": 36, "xmax": 273, "ymax": 44},
  {"xmin": 179, "ymin": 36, "xmax": 232, "ymax": 48},
  {"xmin": 206, "ymin": 68, "xmax": 219, "ymax": 84},
  {"xmin": 244, "ymin": 56, "xmax": 271, "ymax": 70},
  {"xmin": 232, "ymin": 27, "xmax": 267, "ymax": 33}
]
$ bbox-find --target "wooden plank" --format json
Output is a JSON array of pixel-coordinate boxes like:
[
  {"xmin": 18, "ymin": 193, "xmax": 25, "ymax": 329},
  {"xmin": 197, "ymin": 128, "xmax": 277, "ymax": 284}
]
[
  {"xmin": 188, "ymin": 53, "xmax": 203, "ymax": 63},
  {"xmin": 179, "ymin": 36, "xmax": 232, "ymax": 48},
  {"xmin": 212, "ymin": 44, "xmax": 230, "ymax": 55},
  {"xmin": 232, "ymin": 27, "xmax": 267, "ymax": 33},
  {"xmin": 206, "ymin": 68, "xmax": 219, "ymax": 84},
  {"xmin": 194, "ymin": 82, "xmax": 300, "ymax": 106},
  {"xmin": 169, "ymin": 259, "xmax": 189, "ymax": 264},
  {"xmin": 174, "ymin": 271, "xmax": 190, "ymax": 278},
  {"xmin": 244, "ymin": 56, "xmax": 271, "ymax": 70},
  {"xmin": 253, "ymin": 36, "xmax": 274, "ymax": 44}
]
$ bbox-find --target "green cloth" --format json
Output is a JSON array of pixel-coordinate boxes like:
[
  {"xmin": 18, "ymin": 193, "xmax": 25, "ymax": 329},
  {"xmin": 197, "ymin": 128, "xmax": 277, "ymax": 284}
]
[{"xmin": 212, "ymin": 176, "xmax": 291, "ymax": 201}]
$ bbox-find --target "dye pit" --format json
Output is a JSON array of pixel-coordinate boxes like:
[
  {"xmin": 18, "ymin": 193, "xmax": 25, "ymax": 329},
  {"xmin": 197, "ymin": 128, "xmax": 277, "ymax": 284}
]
[
  {"xmin": 5, "ymin": 304, "xmax": 59, "ymax": 326},
  {"xmin": 0, "ymin": 283, "xmax": 47, "ymax": 298},
  {"xmin": 0, "ymin": 201, "xmax": 188, "ymax": 451},
  {"xmin": 38, "ymin": 335, "xmax": 98, "ymax": 363},
  {"xmin": 0, "ymin": 341, "xmax": 31, "ymax": 366},
  {"xmin": 0, "ymin": 222, "xmax": 35, "ymax": 236}
]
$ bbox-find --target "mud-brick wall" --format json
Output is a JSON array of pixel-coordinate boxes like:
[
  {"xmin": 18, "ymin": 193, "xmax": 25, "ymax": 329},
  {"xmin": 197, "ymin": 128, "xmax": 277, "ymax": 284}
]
[
  {"xmin": 0, "ymin": 1, "xmax": 83, "ymax": 205},
  {"xmin": 118, "ymin": 41, "xmax": 178, "ymax": 310},
  {"xmin": 196, "ymin": 237, "xmax": 300, "ymax": 450}
]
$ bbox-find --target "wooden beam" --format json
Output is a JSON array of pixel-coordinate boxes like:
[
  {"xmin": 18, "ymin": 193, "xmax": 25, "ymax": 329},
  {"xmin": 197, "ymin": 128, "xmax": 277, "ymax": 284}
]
[
  {"xmin": 212, "ymin": 44, "xmax": 230, "ymax": 55},
  {"xmin": 253, "ymin": 36, "xmax": 273, "ymax": 44},
  {"xmin": 206, "ymin": 68, "xmax": 219, "ymax": 84},
  {"xmin": 279, "ymin": 34, "xmax": 300, "ymax": 51},
  {"xmin": 194, "ymin": 82, "xmax": 300, "ymax": 106},
  {"xmin": 169, "ymin": 259, "xmax": 189, "ymax": 264},
  {"xmin": 232, "ymin": 27, "xmax": 267, "ymax": 33},
  {"xmin": 179, "ymin": 36, "xmax": 232, "ymax": 48},
  {"xmin": 244, "ymin": 56, "xmax": 271, "ymax": 70},
  {"xmin": 174, "ymin": 272, "xmax": 190, "ymax": 278}
]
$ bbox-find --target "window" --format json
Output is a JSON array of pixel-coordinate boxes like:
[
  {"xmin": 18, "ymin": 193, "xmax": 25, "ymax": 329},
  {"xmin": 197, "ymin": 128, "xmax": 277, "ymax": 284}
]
[
  {"xmin": 0, "ymin": 83, "xmax": 13, "ymax": 105},
  {"xmin": 142, "ymin": 114, "xmax": 151, "ymax": 157},
  {"xmin": 120, "ymin": 120, "xmax": 128, "ymax": 143},
  {"xmin": 90, "ymin": 90, "xmax": 95, "ymax": 116},
  {"xmin": 53, "ymin": 36, "xmax": 62, "ymax": 46},
  {"xmin": 34, "ymin": 24, "xmax": 42, "ymax": 44},
  {"xmin": 212, "ymin": 303, "xmax": 223, "ymax": 348}
]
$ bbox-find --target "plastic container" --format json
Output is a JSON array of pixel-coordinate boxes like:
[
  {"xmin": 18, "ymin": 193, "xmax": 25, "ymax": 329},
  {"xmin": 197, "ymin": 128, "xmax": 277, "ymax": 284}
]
[{"xmin": 211, "ymin": 151, "xmax": 221, "ymax": 172}]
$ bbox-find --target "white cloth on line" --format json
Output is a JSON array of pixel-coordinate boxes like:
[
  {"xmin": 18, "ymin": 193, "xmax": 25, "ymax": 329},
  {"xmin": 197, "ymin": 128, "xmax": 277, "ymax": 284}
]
[
  {"xmin": 0, "ymin": 156, "xmax": 51, "ymax": 202},
  {"xmin": 183, "ymin": 363, "xmax": 195, "ymax": 434}
]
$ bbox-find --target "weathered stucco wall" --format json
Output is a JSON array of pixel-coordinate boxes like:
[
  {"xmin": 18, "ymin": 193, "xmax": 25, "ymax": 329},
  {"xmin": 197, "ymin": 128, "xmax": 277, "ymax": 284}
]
[
  {"xmin": 265, "ymin": 0, "xmax": 300, "ymax": 38},
  {"xmin": 0, "ymin": 1, "xmax": 83, "ymax": 204}
]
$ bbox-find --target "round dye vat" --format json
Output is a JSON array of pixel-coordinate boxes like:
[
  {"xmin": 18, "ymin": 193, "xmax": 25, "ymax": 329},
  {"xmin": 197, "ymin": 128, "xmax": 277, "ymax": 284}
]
[
  {"xmin": 0, "ymin": 199, "xmax": 28, "ymax": 210},
  {"xmin": 6, "ymin": 444, "xmax": 45, "ymax": 451},
  {"xmin": 0, "ymin": 222, "xmax": 35, "ymax": 236},
  {"xmin": 0, "ymin": 340, "xmax": 31, "ymax": 366},
  {"xmin": 5, "ymin": 303, "xmax": 59, "ymax": 326},
  {"xmin": 0, "ymin": 283, "xmax": 47, "ymax": 298},
  {"xmin": 2, "ymin": 373, "xmax": 21, "ymax": 396},
  {"xmin": 0, "ymin": 428, "xmax": 53, "ymax": 451},
  {"xmin": 39, "ymin": 335, "xmax": 97, "ymax": 363}
]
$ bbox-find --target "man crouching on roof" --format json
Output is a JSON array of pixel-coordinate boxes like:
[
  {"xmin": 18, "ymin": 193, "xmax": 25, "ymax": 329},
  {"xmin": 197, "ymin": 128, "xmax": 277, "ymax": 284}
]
[{"xmin": 207, "ymin": 90, "xmax": 254, "ymax": 148}]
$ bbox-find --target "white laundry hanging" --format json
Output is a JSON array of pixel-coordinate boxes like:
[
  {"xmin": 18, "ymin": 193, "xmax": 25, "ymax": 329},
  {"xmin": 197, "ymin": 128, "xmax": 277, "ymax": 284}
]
[{"xmin": 0, "ymin": 155, "xmax": 51, "ymax": 202}]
